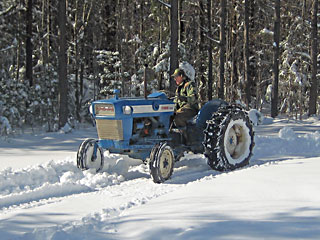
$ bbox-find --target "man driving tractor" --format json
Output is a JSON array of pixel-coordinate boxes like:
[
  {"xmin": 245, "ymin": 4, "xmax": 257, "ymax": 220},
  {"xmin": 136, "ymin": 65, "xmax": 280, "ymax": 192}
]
[{"xmin": 172, "ymin": 68, "xmax": 199, "ymax": 128}]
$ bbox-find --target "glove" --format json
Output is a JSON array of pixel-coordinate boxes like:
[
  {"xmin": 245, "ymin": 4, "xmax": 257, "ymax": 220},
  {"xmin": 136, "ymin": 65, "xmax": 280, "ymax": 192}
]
[{"xmin": 177, "ymin": 95, "xmax": 187, "ymax": 102}]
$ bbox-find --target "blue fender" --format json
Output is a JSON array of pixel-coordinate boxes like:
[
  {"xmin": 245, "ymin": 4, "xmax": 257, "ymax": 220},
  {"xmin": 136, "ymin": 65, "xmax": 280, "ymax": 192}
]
[{"xmin": 195, "ymin": 99, "xmax": 228, "ymax": 129}]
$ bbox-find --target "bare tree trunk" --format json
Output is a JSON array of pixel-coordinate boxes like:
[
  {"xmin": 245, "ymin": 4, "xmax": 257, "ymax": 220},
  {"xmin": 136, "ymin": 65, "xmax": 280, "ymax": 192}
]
[
  {"xmin": 271, "ymin": 0, "xmax": 280, "ymax": 118},
  {"xmin": 207, "ymin": 0, "xmax": 213, "ymax": 101},
  {"xmin": 93, "ymin": 33, "xmax": 98, "ymax": 101},
  {"xmin": 302, "ymin": 0, "xmax": 307, "ymax": 19},
  {"xmin": 178, "ymin": 0, "xmax": 184, "ymax": 43},
  {"xmin": 47, "ymin": 0, "xmax": 51, "ymax": 62},
  {"xmin": 80, "ymin": 42, "xmax": 84, "ymax": 99},
  {"xmin": 74, "ymin": 0, "xmax": 80, "ymax": 120},
  {"xmin": 26, "ymin": 0, "xmax": 33, "ymax": 86},
  {"xmin": 140, "ymin": 0, "xmax": 144, "ymax": 42},
  {"xmin": 309, "ymin": 0, "xmax": 318, "ymax": 115},
  {"xmin": 116, "ymin": 0, "xmax": 125, "ymax": 96},
  {"xmin": 159, "ymin": 4, "xmax": 164, "ymax": 90},
  {"xmin": 170, "ymin": 0, "xmax": 179, "ymax": 96},
  {"xmin": 218, "ymin": 0, "xmax": 226, "ymax": 100},
  {"xmin": 16, "ymin": 9, "xmax": 22, "ymax": 82},
  {"xmin": 244, "ymin": 0, "xmax": 251, "ymax": 107},
  {"xmin": 58, "ymin": 0, "xmax": 69, "ymax": 128},
  {"xmin": 199, "ymin": 0, "xmax": 206, "ymax": 106},
  {"xmin": 230, "ymin": 0, "xmax": 238, "ymax": 103},
  {"xmin": 47, "ymin": 0, "xmax": 54, "ymax": 131},
  {"xmin": 41, "ymin": 0, "xmax": 52, "ymax": 131}
]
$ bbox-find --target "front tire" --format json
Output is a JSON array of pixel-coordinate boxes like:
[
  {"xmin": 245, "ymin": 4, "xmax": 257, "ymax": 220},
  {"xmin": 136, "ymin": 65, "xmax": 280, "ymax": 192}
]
[
  {"xmin": 203, "ymin": 105, "xmax": 254, "ymax": 171},
  {"xmin": 149, "ymin": 142, "xmax": 175, "ymax": 183},
  {"xmin": 77, "ymin": 138, "xmax": 104, "ymax": 172}
]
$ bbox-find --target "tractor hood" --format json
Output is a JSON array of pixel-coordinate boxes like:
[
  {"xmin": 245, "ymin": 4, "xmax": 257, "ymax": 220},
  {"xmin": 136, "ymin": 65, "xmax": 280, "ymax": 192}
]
[{"xmin": 90, "ymin": 92, "xmax": 175, "ymax": 119}]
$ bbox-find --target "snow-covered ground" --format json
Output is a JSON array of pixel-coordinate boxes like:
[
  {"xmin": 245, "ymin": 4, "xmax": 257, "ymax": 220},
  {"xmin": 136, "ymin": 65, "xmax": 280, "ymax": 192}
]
[{"xmin": 1, "ymin": 116, "xmax": 320, "ymax": 240}]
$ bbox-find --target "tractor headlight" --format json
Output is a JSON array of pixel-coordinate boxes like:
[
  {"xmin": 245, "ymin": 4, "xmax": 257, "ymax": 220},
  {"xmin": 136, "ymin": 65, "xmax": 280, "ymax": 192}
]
[
  {"xmin": 122, "ymin": 105, "xmax": 132, "ymax": 115},
  {"xmin": 89, "ymin": 104, "xmax": 93, "ymax": 115}
]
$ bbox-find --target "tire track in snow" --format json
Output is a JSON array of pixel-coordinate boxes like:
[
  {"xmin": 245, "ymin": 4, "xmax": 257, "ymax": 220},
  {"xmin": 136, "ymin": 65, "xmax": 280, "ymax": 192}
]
[
  {"xmin": 23, "ymin": 178, "xmax": 182, "ymax": 240},
  {"xmin": 0, "ymin": 182, "xmax": 92, "ymax": 209}
]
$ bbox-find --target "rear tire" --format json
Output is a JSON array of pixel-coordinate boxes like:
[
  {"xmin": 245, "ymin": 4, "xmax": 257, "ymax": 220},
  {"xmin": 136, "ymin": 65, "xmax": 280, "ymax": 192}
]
[
  {"xmin": 149, "ymin": 142, "xmax": 175, "ymax": 183},
  {"xmin": 77, "ymin": 138, "xmax": 104, "ymax": 172},
  {"xmin": 203, "ymin": 105, "xmax": 254, "ymax": 171}
]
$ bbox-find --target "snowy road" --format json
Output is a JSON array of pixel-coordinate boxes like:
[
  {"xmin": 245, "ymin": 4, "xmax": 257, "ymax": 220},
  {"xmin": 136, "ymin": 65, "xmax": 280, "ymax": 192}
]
[{"xmin": 1, "ymin": 118, "xmax": 320, "ymax": 239}]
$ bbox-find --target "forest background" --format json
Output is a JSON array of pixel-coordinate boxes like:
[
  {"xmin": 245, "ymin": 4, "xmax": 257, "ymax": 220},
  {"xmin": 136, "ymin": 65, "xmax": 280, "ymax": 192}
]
[{"xmin": 0, "ymin": 0, "xmax": 319, "ymax": 132}]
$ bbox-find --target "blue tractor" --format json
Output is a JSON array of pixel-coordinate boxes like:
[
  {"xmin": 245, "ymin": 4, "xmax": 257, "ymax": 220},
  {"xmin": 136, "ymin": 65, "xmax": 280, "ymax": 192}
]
[{"xmin": 77, "ymin": 90, "xmax": 254, "ymax": 183}]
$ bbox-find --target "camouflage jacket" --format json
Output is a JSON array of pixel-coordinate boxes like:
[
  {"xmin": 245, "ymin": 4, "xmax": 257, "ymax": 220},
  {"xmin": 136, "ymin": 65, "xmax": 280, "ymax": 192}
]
[{"xmin": 174, "ymin": 80, "xmax": 199, "ymax": 111}]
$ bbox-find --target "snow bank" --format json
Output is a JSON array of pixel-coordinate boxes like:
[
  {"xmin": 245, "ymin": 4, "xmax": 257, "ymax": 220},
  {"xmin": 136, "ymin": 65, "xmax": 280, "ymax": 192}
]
[
  {"xmin": 0, "ymin": 153, "xmax": 143, "ymax": 211},
  {"xmin": 0, "ymin": 116, "xmax": 12, "ymax": 135},
  {"xmin": 279, "ymin": 126, "xmax": 296, "ymax": 140},
  {"xmin": 248, "ymin": 109, "xmax": 264, "ymax": 126},
  {"xmin": 254, "ymin": 127, "xmax": 320, "ymax": 160}
]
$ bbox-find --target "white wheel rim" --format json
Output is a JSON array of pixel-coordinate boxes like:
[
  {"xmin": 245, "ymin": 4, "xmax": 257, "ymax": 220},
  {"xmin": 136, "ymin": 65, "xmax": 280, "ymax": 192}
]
[
  {"xmin": 159, "ymin": 148, "xmax": 173, "ymax": 179},
  {"xmin": 226, "ymin": 127, "xmax": 237, "ymax": 155},
  {"xmin": 224, "ymin": 119, "xmax": 251, "ymax": 165},
  {"xmin": 84, "ymin": 143, "xmax": 103, "ymax": 171}
]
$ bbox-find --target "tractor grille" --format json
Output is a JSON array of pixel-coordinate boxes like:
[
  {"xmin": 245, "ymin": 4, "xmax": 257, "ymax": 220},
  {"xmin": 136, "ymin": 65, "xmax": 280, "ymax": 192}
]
[{"xmin": 96, "ymin": 119, "xmax": 124, "ymax": 140}]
